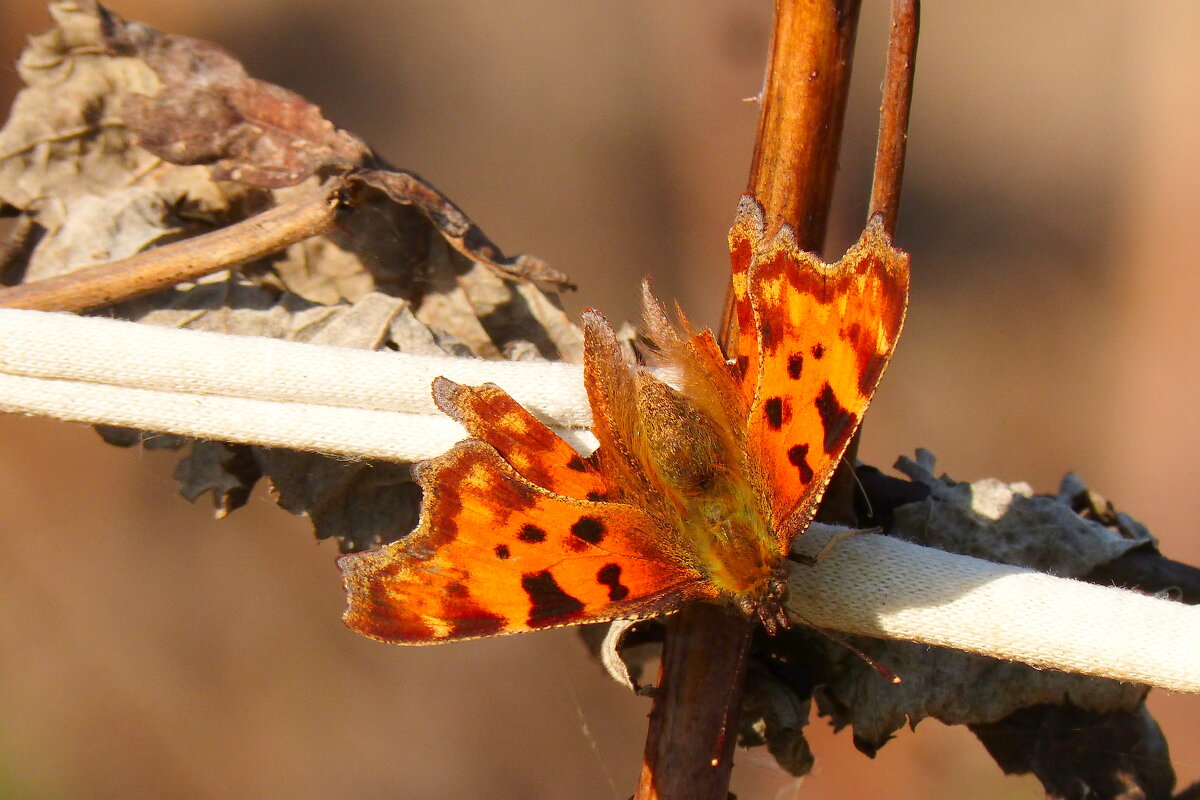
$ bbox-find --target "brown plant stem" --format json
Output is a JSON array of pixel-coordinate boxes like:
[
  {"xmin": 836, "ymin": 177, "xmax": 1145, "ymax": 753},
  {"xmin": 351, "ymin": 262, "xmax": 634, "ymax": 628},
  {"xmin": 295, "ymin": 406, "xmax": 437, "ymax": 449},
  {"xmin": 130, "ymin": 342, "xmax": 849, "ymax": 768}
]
[
  {"xmin": 746, "ymin": 1, "xmax": 863, "ymax": 245},
  {"xmin": 635, "ymin": 3, "xmax": 863, "ymax": 799},
  {"xmin": 0, "ymin": 183, "xmax": 340, "ymax": 313},
  {"xmin": 868, "ymin": 0, "xmax": 919, "ymax": 238}
]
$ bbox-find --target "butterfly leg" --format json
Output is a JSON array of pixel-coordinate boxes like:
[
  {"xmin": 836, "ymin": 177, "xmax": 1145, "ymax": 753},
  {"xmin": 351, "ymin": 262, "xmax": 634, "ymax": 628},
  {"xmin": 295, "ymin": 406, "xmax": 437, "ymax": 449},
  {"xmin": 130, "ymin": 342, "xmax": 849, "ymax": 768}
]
[{"xmin": 788, "ymin": 526, "xmax": 878, "ymax": 566}]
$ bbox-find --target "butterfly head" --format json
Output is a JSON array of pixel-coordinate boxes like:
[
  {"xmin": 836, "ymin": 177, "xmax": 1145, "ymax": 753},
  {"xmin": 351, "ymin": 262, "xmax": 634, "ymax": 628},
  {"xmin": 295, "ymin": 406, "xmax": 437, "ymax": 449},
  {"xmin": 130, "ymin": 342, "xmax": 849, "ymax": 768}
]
[{"xmin": 728, "ymin": 559, "xmax": 791, "ymax": 635}]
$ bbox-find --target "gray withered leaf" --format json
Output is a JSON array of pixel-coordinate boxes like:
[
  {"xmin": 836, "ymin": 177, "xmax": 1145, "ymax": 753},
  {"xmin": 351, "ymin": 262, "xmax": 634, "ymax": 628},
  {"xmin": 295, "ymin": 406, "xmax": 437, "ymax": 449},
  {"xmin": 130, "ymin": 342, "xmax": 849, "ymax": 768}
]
[{"xmin": 0, "ymin": 1, "xmax": 581, "ymax": 549}]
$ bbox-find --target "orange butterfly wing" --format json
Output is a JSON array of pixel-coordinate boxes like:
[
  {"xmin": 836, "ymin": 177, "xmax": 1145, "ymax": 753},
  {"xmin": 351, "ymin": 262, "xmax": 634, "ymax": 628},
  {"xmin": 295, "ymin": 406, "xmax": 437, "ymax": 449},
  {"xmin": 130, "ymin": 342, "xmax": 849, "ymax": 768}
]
[
  {"xmin": 729, "ymin": 196, "xmax": 909, "ymax": 544},
  {"xmin": 340, "ymin": 380, "xmax": 714, "ymax": 644},
  {"xmin": 432, "ymin": 378, "xmax": 609, "ymax": 501}
]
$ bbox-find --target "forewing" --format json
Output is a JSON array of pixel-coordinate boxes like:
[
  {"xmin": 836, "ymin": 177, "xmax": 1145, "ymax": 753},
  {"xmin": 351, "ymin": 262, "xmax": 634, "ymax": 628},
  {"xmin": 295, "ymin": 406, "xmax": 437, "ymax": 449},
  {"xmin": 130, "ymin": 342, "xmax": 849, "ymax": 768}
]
[
  {"xmin": 340, "ymin": 440, "xmax": 711, "ymax": 644},
  {"xmin": 744, "ymin": 205, "xmax": 909, "ymax": 543}
]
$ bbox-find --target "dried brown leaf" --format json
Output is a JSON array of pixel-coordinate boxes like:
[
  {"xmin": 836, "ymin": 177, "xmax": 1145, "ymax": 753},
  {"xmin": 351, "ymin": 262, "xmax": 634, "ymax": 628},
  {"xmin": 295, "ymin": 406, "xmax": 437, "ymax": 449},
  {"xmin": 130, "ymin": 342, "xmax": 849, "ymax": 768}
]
[
  {"xmin": 174, "ymin": 440, "xmax": 262, "ymax": 519},
  {"xmin": 890, "ymin": 452, "xmax": 1156, "ymax": 576},
  {"xmin": 738, "ymin": 665, "xmax": 814, "ymax": 777},
  {"xmin": 0, "ymin": 2, "xmax": 243, "ymax": 282},
  {"xmin": 973, "ymin": 705, "xmax": 1175, "ymax": 800},
  {"xmin": 258, "ymin": 449, "xmax": 422, "ymax": 553},
  {"xmin": 0, "ymin": 2, "xmax": 580, "ymax": 549},
  {"xmin": 119, "ymin": 24, "xmax": 370, "ymax": 188},
  {"xmin": 805, "ymin": 631, "xmax": 1147, "ymax": 755},
  {"xmin": 352, "ymin": 169, "xmax": 573, "ymax": 287}
]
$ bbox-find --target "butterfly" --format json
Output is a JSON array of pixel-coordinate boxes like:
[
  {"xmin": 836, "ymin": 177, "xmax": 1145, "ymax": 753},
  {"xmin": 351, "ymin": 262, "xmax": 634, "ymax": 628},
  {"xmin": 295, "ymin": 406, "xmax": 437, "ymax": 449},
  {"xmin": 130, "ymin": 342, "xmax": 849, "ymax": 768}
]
[{"xmin": 338, "ymin": 195, "xmax": 909, "ymax": 644}]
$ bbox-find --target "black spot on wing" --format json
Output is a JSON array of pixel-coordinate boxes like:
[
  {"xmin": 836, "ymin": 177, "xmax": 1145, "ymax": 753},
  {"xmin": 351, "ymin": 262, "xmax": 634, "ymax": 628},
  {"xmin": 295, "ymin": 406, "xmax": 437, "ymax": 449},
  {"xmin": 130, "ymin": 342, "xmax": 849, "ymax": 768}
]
[
  {"xmin": 567, "ymin": 455, "xmax": 588, "ymax": 472},
  {"xmin": 597, "ymin": 563, "xmax": 630, "ymax": 602},
  {"xmin": 764, "ymin": 397, "xmax": 783, "ymax": 430},
  {"xmin": 571, "ymin": 516, "xmax": 606, "ymax": 545},
  {"xmin": 586, "ymin": 491, "xmax": 608, "ymax": 502},
  {"xmin": 446, "ymin": 609, "xmax": 506, "ymax": 640},
  {"xmin": 787, "ymin": 444, "xmax": 814, "ymax": 483},
  {"xmin": 518, "ymin": 524, "xmax": 547, "ymax": 544},
  {"xmin": 440, "ymin": 584, "xmax": 506, "ymax": 639},
  {"xmin": 522, "ymin": 570, "xmax": 585, "ymax": 624},
  {"xmin": 814, "ymin": 383, "xmax": 854, "ymax": 454},
  {"xmin": 763, "ymin": 396, "xmax": 791, "ymax": 431},
  {"xmin": 787, "ymin": 353, "xmax": 803, "ymax": 380},
  {"xmin": 811, "ymin": 343, "xmax": 826, "ymax": 359},
  {"xmin": 760, "ymin": 318, "xmax": 781, "ymax": 352},
  {"xmin": 494, "ymin": 544, "xmax": 511, "ymax": 560}
]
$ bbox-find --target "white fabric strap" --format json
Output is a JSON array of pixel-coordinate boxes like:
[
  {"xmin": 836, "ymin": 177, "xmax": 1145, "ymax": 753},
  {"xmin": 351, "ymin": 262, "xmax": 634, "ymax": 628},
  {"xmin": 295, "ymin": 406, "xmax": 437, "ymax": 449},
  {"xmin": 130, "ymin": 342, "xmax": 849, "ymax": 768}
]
[
  {"xmin": 0, "ymin": 371, "xmax": 474, "ymax": 462},
  {"xmin": 790, "ymin": 527, "xmax": 1200, "ymax": 694},
  {"xmin": 0, "ymin": 308, "xmax": 1196, "ymax": 694},
  {"xmin": 0, "ymin": 308, "xmax": 599, "ymax": 459},
  {"xmin": 0, "ymin": 308, "xmax": 593, "ymax": 424}
]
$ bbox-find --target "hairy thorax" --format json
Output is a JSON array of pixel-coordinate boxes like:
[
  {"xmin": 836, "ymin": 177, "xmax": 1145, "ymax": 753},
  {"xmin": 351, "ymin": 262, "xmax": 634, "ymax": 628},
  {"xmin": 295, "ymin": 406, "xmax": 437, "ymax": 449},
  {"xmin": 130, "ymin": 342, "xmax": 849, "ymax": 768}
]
[{"xmin": 631, "ymin": 370, "xmax": 783, "ymax": 612}]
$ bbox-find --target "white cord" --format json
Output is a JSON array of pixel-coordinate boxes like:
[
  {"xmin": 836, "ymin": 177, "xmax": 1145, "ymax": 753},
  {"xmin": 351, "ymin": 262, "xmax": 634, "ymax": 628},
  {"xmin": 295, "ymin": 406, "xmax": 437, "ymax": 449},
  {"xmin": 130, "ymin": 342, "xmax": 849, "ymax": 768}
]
[
  {"xmin": 0, "ymin": 309, "xmax": 599, "ymax": 459},
  {"xmin": 790, "ymin": 526, "xmax": 1200, "ymax": 694},
  {"xmin": 1, "ymin": 308, "xmax": 1197, "ymax": 694},
  {"xmin": 0, "ymin": 308, "xmax": 593, "ymax": 423}
]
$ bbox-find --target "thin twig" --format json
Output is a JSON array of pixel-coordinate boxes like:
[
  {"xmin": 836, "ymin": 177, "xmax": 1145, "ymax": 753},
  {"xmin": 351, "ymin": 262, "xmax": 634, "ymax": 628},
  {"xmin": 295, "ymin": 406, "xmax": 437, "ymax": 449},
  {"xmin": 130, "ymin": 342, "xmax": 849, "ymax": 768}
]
[
  {"xmin": 0, "ymin": 182, "xmax": 341, "ymax": 313},
  {"xmin": 868, "ymin": 0, "xmax": 919, "ymax": 236}
]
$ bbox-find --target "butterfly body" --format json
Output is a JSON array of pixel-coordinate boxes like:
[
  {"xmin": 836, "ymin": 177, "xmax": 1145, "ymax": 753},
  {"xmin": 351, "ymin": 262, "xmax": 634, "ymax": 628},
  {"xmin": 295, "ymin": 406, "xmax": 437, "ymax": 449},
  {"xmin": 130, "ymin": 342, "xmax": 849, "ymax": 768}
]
[
  {"xmin": 620, "ymin": 368, "xmax": 783, "ymax": 624},
  {"xmin": 339, "ymin": 196, "xmax": 908, "ymax": 645}
]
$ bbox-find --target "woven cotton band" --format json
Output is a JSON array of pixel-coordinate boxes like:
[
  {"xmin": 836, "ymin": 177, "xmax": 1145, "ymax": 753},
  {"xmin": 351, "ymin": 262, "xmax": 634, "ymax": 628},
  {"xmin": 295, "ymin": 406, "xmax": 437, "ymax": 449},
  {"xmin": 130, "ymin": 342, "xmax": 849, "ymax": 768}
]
[
  {"xmin": 791, "ymin": 527, "xmax": 1200, "ymax": 694},
  {"xmin": 0, "ymin": 309, "xmax": 593, "ymax": 425}
]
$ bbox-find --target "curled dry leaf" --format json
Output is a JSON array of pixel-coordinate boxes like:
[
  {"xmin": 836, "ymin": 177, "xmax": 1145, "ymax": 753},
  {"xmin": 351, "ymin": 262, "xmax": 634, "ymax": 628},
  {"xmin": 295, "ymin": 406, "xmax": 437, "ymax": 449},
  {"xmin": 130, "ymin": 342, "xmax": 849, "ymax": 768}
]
[
  {"xmin": 0, "ymin": 1, "xmax": 239, "ymax": 283},
  {"xmin": 351, "ymin": 170, "xmax": 574, "ymax": 287},
  {"xmin": 973, "ymin": 705, "xmax": 1176, "ymax": 800},
  {"xmin": 174, "ymin": 441, "xmax": 262, "ymax": 521},
  {"xmin": 117, "ymin": 23, "xmax": 370, "ymax": 189},
  {"xmin": 738, "ymin": 663, "xmax": 814, "ymax": 778},
  {"xmin": 766, "ymin": 456, "xmax": 1156, "ymax": 777},
  {"xmin": 0, "ymin": 2, "xmax": 580, "ymax": 549},
  {"xmin": 802, "ymin": 628, "xmax": 1147, "ymax": 757},
  {"xmin": 889, "ymin": 450, "xmax": 1156, "ymax": 574}
]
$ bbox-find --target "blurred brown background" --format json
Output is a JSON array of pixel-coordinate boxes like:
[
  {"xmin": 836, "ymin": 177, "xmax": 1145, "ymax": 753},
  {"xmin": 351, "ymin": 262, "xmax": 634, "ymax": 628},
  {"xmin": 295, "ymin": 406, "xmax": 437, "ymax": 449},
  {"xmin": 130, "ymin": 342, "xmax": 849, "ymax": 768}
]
[{"xmin": 1, "ymin": 2, "xmax": 1198, "ymax": 798}]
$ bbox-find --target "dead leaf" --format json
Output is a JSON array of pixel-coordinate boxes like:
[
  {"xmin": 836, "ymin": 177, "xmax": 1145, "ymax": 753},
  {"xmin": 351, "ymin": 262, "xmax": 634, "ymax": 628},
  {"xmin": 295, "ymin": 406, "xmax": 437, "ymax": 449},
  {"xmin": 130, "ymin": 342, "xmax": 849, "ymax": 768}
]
[
  {"xmin": 175, "ymin": 440, "xmax": 262, "ymax": 519},
  {"xmin": 120, "ymin": 25, "xmax": 370, "ymax": 188},
  {"xmin": 259, "ymin": 448, "xmax": 422, "ymax": 553},
  {"xmin": 352, "ymin": 169, "xmax": 573, "ymax": 287},
  {"xmin": 0, "ymin": 2, "xmax": 580, "ymax": 549},
  {"xmin": 891, "ymin": 451, "xmax": 1156, "ymax": 576}
]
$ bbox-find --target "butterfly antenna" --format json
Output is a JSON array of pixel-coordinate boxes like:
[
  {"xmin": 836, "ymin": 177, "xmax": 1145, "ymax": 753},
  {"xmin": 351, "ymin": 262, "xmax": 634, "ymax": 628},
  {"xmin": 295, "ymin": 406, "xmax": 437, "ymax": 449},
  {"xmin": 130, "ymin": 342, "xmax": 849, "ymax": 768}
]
[{"xmin": 788, "ymin": 610, "xmax": 901, "ymax": 685}]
